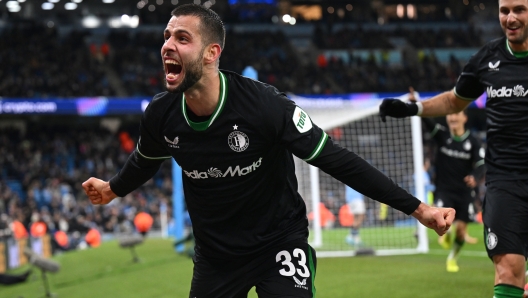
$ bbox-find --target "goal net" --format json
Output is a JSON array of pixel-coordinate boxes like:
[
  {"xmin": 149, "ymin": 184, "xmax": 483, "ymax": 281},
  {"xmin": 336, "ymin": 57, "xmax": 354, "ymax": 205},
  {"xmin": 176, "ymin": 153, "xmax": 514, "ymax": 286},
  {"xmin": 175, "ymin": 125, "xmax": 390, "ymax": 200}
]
[{"xmin": 291, "ymin": 93, "xmax": 428, "ymax": 258}]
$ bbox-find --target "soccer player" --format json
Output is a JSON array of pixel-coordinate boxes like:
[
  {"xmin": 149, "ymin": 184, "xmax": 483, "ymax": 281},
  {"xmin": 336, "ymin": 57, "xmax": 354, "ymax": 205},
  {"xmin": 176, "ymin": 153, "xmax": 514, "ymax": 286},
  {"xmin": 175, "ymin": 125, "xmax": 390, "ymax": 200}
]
[
  {"xmin": 427, "ymin": 110, "xmax": 485, "ymax": 272},
  {"xmin": 344, "ymin": 186, "xmax": 366, "ymax": 247},
  {"xmin": 379, "ymin": 0, "xmax": 528, "ymax": 295},
  {"xmin": 409, "ymin": 89, "xmax": 485, "ymax": 272},
  {"xmin": 83, "ymin": 4, "xmax": 454, "ymax": 297}
]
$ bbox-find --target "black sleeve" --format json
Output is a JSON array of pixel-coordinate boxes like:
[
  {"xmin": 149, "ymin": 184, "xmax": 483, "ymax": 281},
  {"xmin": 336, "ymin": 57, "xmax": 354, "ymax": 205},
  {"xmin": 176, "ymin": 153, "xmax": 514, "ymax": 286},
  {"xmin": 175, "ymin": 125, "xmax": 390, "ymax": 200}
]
[
  {"xmin": 422, "ymin": 118, "xmax": 436, "ymax": 132},
  {"xmin": 108, "ymin": 95, "xmax": 171, "ymax": 197},
  {"xmin": 470, "ymin": 137, "xmax": 486, "ymax": 180},
  {"xmin": 429, "ymin": 122, "xmax": 448, "ymax": 144},
  {"xmin": 454, "ymin": 47, "xmax": 486, "ymax": 100},
  {"xmin": 308, "ymin": 139, "xmax": 421, "ymax": 215},
  {"xmin": 109, "ymin": 150, "xmax": 165, "ymax": 197}
]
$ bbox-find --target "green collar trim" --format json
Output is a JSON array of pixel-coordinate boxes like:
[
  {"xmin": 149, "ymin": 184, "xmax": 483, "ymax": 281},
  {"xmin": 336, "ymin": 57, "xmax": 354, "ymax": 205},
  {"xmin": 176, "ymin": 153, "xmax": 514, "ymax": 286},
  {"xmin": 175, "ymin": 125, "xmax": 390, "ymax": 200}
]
[
  {"xmin": 506, "ymin": 40, "xmax": 528, "ymax": 58},
  {"xmin": 182, "ymin": 71, "xmax": 228, "ymax": 131},
  {"xmin": 451, "ymin": 130, "xmax": 470, "ymax": 142}
]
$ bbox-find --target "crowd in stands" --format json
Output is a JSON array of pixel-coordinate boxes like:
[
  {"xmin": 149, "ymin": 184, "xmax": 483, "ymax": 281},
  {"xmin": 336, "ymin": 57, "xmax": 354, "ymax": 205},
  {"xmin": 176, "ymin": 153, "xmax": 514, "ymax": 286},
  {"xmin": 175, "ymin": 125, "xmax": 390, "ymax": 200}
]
[
  {"xmin": 0, "ymin": 24, "xmax": 115, "ymax": 98},
  {"xmin": 315, "ymin": 49, "xmax": 464, "ymax": 93},
  {"xmin": 0, "ymin": 19, "xmax": 491, "ymax": 98},
  {"xmin": 0, "ymin": 122, "xmax": 172, "ymax": 251},
  {"xmin": 313, "ymin": 25, "xmax": 483, "ymax": 49}
]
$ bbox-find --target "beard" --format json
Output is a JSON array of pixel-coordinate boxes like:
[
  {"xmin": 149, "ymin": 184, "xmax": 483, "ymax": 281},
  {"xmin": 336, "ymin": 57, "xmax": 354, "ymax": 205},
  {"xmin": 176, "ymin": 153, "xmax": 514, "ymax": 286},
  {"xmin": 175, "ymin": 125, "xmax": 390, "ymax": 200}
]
[
  {"xmin": 166, "ymin": 47, "xmax": 204, "ymax": 93},
  {"xmin": 503, "ymin": 25, "xmax": 528, "ymax": 45}
]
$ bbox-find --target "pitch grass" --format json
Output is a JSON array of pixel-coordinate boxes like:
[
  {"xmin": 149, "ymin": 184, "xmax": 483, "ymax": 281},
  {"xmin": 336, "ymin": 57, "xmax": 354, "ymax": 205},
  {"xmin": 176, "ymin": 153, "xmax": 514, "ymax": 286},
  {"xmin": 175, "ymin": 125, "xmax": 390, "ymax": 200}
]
[{"xmin": 1, "ymin": 223, "xmax": 493, "ymax": 297}]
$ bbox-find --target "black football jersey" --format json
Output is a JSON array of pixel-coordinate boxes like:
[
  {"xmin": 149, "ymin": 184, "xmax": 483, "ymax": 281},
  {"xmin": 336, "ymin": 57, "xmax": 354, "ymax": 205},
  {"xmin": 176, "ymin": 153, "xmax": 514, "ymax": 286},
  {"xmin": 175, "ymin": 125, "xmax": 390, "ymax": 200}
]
[
  {"xmin": 430, "ymin": 124, "xmax": 485, "ymax": 193},
  {"xmin": 136, "ymin": 70, "xmax": 329, "ymax": 259},
  {"xmin": 112, "ymin": 70, "xmax": 420, "ymax": 259},
  {"xmin": 454, "ymin": 37, "xmax": 528, "ymax": 181}
]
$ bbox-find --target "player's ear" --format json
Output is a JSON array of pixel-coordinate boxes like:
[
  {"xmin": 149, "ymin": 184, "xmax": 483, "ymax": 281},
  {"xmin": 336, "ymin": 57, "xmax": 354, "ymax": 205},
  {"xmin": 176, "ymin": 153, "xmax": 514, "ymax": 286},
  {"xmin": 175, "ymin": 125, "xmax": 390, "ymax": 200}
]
[{"xmin": 203, "ymin": 43, "xmax": 222, "ymax": 64}]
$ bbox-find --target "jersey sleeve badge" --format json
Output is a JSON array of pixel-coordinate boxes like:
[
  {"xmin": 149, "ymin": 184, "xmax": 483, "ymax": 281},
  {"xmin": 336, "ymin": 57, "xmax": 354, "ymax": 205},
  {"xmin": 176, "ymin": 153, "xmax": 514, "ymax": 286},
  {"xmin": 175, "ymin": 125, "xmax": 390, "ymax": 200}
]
[{"xmin": 292, "ymin": 106, "xmax": 313, "ymax": 133}]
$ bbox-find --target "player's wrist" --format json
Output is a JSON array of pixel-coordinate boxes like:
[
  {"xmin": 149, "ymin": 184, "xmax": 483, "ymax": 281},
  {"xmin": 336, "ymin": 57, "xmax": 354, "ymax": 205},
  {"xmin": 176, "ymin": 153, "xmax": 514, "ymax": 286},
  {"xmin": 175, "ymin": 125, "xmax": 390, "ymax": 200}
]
[
  {"xmin": 406, "ymin": 102, "xmax": 419, "ymax": 116},
  {"xmin": 415, "ymin": 102, "xmax": 423, "ymax": 116},
  {"xmin": 410, "ymin": 202, "xmax": 428, "ymax": 219},
  {"xmin": 103, "ymin": 182, "xmax": 118, "ymax": 199}
]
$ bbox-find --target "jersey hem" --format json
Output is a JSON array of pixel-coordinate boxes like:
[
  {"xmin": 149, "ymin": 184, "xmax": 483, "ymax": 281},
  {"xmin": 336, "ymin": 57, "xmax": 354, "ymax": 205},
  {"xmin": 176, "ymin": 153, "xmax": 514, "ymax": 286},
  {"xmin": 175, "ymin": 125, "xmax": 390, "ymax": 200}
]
[
  {"xmin": 136, "ymin": 147, "xmax": 171, "ymax": 160},
  {"xmin": 453, "ymin": 87, "xmax": 477, "ymax": 101}
]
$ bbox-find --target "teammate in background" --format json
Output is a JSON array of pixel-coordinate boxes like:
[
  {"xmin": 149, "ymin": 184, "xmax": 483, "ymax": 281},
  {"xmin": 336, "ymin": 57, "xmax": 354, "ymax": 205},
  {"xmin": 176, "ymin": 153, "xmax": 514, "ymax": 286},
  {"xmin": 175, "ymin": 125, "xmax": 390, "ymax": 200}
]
[
  {"xmin": 82, "ymin": 4, "xmax": 454, "ymax": 297},
  {"xmin": 380, "ymin": 1, "xmax": 528, "ymax": 296},
  {"xmin": 344, "ymin": 186, "xmax": 366, "ymax": 246},
  {"xmin": 409, "ymin": 88, "xmax": 485, "ymax": 272}
]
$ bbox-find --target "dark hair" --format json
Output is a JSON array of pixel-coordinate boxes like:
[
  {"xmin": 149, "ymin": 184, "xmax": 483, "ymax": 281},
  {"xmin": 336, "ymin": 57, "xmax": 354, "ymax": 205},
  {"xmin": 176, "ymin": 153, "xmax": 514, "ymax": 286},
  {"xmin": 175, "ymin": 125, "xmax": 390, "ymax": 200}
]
[{"xmin": 171, "ymin": 4, "xmax": 225, "ymax": 50}]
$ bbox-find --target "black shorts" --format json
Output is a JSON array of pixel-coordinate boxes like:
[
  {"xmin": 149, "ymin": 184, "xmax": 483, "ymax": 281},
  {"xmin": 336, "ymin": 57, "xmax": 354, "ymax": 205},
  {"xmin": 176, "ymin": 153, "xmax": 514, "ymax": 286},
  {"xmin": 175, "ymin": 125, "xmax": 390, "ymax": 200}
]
[
  {"xmin": 434, "ymin": 190, "xmax": 474, "ymax": 223},
  {"xmin": 189, "ymin": 239, "xmax": 317, "ymax": 298},
  {"xmin": 483, "ymin": 180, "xmax": 528, "ymax": 259}
]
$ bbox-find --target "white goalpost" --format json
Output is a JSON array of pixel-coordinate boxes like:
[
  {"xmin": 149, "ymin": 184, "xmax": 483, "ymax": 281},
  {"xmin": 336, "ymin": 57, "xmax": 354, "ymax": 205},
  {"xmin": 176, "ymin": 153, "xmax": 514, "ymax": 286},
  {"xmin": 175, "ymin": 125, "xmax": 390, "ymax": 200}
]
[{"xmin": 291, "ymin": 93, "xmax": 428, "ymax": 258}]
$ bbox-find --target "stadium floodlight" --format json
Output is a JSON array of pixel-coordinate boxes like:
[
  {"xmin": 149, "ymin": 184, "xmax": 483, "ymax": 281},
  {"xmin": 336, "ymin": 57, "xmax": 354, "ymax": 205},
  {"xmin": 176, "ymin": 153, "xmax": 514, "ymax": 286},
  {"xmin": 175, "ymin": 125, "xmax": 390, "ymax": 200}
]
[
  {"xmin": 49, "ymin": 0, "xmax": 59, "ymax": 3},
  {"xmin": 282, "ymin": 14, "xmax": 291, "ymax": 23},
  {"xmin": 102, "ymin": 0, "xmax": 115, "ymax": 3},
  {"xmin": 73, "ymin": 0, "xmax": 82, "ymax": 3},
  {"xmin": 288, "ymin": 17, "xmax": 296, "ymax": 25},
  {"xmin": 108, "ymin": 17, "xmax": 122, "ymax": 28},
  {"xmin": 64, "ymin": 2, "xmax": 77, "ymax": 10},
  {"xmin": 17, "ymin": 0, "xmax": 26, "ymax": 3},
  {"xmin": 6, "ymin": 1, "xmax": 19, "ymax": 8},
  {"xmin": 82, "ymin": 15, "xmax": 101, "ymax": 28},
  {"xmin": 8, "ymin": 5, "xmax": 20, "ymax": 12},
  {"xmin": 291, "ymin": 92, "xmax": 428, "ymax": 258},
  {"xmin": 129, "ymin": 15, "xmax": 140, "ymax": 28},
  {"xmin": 41, "ymin": 2, "xmax": 53, "ymax": 10}
]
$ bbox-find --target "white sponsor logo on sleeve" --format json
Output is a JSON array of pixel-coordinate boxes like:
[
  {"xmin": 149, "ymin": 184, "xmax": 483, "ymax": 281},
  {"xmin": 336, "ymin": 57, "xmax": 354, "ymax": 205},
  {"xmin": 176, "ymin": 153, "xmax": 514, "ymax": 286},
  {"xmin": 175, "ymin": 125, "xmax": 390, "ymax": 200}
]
[{"xmin": 292, "ymin": 106, "xmax": 312, "ymax": 133}]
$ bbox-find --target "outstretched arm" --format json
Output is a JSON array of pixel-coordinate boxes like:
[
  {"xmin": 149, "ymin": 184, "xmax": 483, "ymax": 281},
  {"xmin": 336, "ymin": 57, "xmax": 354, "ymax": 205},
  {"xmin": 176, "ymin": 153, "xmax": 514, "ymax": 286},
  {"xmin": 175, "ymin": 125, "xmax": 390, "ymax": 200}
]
[
  {"xmin": 379, "ymin": 90, "xmax": 472, "ymax": 121},
  {"xmin": 308, "ymin": 141, "xmax": 455, "ymax": 236},
  {"xmin": 420, "ymin": 90, "xmax": 471, "ymax": 117},
  {"xmin": 82, "ymin": 150, "xmax": 165, "ymax": 205}
]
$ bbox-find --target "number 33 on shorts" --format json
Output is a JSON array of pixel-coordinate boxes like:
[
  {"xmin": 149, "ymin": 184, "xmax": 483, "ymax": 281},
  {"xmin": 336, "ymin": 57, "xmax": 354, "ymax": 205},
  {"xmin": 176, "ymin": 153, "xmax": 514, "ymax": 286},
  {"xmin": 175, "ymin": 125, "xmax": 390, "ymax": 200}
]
[{"xmin": 271, "ymin": 243, "xmax": 317, "ymax": 296}]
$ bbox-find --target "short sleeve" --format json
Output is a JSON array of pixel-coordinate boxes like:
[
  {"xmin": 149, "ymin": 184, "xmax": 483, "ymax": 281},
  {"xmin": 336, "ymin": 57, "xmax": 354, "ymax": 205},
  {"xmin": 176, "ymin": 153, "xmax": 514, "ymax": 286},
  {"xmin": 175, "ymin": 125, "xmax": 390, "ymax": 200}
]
[{"xmin": 454, "ymin": 50, "xmax": 486, "ymax": 100}]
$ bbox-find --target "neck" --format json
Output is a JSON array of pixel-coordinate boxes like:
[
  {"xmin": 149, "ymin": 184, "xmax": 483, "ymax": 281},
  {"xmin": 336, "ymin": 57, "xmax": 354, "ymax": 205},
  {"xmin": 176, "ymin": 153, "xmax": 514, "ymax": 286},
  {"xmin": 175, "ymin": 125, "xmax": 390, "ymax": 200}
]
[
  {"xmin": 184, "ymin": 68, "xmax": 220, "ymax": 116},
  {"xmin": 450, "ymin": 126, "xmax": 465, "ymax": 137},
  {"xmin": 508, "ymin": 39, "xmax": 528, "ymax": 53}
]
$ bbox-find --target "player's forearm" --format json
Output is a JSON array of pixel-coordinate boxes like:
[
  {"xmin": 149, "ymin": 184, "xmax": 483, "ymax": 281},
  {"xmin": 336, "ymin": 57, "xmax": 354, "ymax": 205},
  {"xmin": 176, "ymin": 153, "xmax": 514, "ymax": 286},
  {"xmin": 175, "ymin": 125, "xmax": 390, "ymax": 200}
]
[
  {"xmin": 109, "ymin": 150, "xmax": 164, "ymax": 197},
  {"xmin": 420, "ymin": 90, "xmax": 469, "ymax": 117},
  {"xmin": 309, "ymin": 142, "xmax": 421, "ymax": 215},
  {"xmin": 472, "ymin": 162, "xmax": 486, "ymax": 181}
]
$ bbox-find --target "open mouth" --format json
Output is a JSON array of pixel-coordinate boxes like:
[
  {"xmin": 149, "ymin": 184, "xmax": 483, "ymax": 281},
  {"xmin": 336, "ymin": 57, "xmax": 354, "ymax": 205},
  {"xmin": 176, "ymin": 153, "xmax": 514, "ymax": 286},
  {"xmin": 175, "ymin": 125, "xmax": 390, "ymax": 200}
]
[
  {"xmin": 507, "ymin": 25, "xmax": 520, "ymax": 32},
  {"xmin": 165, "ymin": 59, "xmax": 182, "ymax": 82}
]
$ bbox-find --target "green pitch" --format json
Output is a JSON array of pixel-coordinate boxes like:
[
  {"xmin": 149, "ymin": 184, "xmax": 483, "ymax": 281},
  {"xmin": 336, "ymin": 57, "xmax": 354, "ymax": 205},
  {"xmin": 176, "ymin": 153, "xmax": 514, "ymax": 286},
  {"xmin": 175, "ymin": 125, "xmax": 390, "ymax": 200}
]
[{"xmin": 1, "ymin": 223, "xmax": 493, "ymax": 297}]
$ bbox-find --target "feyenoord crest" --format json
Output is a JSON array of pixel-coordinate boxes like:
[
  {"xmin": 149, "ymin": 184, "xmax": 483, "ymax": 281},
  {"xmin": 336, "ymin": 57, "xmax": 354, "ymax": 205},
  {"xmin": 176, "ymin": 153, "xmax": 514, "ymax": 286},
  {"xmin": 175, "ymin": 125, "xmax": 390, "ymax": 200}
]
[
  {"xmin": 228, "ymin": 131, "xmax": 249, "ymax": 152},
  {"xmin": 463, "ymin": 140, "xmax": 471, "ymax": 151},
  {"xmin": 487, "ymin": 230, "xmax": 498, "ymax": 250}
]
